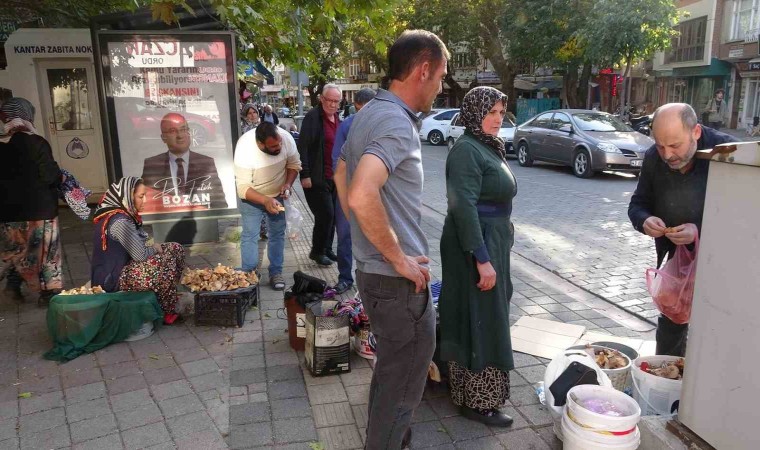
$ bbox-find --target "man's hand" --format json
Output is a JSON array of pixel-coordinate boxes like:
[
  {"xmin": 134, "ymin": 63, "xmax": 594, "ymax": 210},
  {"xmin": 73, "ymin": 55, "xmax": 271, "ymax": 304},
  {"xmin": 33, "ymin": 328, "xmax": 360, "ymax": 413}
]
[
  {"xmin": 643, "ymin": 216, "xmax": 666, "ymax": 238},
  {"xmin": 665, "ymin": 223, "xmax": 698, "ymax": 245},
  {"xmin": 264, "ymin": 197, "xmax": 283, "ymax": 215},
  {"xmin": 301, "ymin": 177, "xmax": 312, "ymax": 189},
  {"xmin": 390, "ymin": 255, "xmax": 431, "ymax": 293},
  {"xmin": 476, "ymin": 261, "xmax": 496, "ymax": 291},
  {"xmin": 279, "ymin": 184, "xmax": 291, "ymax": 199}
]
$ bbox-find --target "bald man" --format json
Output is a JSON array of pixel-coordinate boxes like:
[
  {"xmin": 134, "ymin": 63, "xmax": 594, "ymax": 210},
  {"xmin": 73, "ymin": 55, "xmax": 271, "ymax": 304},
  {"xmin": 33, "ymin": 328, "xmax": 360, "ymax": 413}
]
[
  {"xmin": 141, "ymin": 113, "xmax": 228, "ymax": 210},
  {"xmin": 628, "ymin": 103, "xmax": 732, "ymax": 356}
]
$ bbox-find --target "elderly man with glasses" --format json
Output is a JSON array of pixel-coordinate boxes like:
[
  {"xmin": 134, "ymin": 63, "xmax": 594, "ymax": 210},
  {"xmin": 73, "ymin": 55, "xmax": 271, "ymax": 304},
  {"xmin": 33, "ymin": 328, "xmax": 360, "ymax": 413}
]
[{"xmin": 297, "ymin": 83, "xmax": 343, "ymax": 266}]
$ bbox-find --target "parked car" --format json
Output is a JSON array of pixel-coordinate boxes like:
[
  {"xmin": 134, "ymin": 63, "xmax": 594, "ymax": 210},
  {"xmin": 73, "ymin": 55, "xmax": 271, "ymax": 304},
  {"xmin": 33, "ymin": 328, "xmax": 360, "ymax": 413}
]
[
  {"xmin": 278, "ymin": 106, "xmax": 291, "ymax": 118},
  {"xmin": 419, "ymin": 108, "xmax": 459, "ymax": 145},
  {"xmin": 446, "ymin": 112, "xmax": 516, "ymax": 153},
  {"xmin": 513, "ymin": 109, "xmax": 655, "ymax": 178}
]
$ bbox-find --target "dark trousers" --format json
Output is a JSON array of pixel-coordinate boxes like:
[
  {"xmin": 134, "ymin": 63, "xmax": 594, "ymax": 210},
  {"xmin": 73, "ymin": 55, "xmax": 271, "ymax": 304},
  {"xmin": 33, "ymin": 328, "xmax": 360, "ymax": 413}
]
[
  {"xmin": 656, "ymin": 314, "xmax": 688, "ymax": 357},
  {"xmin": 356, "ymin": 270, "xmax": 436, "ymax": 450},
  {"xmin": 303, "ymin": 179, "xmax": 336, "ymax": 256},
  {"xmin": 334, "ymin": 195, "xmax": 353, "ymax": 284}
]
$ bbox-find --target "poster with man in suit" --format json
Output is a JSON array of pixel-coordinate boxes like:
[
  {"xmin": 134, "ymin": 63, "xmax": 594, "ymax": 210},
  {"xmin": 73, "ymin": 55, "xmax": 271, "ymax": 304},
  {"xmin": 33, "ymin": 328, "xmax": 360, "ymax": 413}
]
[{"xmin": 140, "ymin": 112, "xmax": 228, "ymax": 212}]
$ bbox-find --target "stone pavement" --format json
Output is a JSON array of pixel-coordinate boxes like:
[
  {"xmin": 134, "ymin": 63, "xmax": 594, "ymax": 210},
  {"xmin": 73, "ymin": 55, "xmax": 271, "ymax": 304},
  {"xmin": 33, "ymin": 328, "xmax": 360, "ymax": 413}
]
[{"xmin": 0, "ymin": 187, "xmax": 653, "ymax": 450}]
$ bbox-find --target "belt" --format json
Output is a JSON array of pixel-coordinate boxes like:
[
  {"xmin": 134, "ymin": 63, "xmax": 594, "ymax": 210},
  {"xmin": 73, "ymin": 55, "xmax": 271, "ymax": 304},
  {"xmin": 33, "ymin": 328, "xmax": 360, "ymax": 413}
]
[{"xmin": 476, "ymin": 202, "xmax": 511, "ymax": 218}]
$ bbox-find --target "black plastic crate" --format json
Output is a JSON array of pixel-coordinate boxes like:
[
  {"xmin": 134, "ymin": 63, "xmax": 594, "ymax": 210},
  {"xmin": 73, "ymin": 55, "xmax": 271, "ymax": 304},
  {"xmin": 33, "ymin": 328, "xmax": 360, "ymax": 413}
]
[{"xmin": 194, "ymin": 284, "xmax": 260, "ymax": 327}]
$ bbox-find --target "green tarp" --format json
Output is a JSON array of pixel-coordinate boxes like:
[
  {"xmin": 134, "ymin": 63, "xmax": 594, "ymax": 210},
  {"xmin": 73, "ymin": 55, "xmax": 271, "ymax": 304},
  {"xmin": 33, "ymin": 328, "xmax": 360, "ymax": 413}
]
[{"xmin": 44, "ymin": 291, "xmax": 163, "ymax": 362}]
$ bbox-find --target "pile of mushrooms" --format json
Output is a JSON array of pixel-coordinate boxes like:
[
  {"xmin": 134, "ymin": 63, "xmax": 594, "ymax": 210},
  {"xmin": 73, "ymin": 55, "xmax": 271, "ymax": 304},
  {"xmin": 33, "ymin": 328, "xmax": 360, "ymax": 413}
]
[{"xmin": 181, "ymin": 264, "xmax": 259, "ymax": 292}]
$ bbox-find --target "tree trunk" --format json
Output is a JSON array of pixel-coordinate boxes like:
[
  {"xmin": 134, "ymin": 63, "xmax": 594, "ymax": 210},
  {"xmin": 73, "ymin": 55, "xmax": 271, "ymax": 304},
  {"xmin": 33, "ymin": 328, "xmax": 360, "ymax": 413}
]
[
  {"xmin": 563, "ymin": 63, "xmax": 580, "ymax": 108},
  {"xmin": 479, "ymin": 19, "xmax": 516, "ymax": 112},
  {"xmin": 620, "ymin": 56, "xmax": 633, "ymax": 117},
  {"xmin": 578, "ymin": 62, "xmax": 592, "ymax": 109},
  {"xmin": 445, "ymin": 62, "xmax": 467, "ymax": 107}
]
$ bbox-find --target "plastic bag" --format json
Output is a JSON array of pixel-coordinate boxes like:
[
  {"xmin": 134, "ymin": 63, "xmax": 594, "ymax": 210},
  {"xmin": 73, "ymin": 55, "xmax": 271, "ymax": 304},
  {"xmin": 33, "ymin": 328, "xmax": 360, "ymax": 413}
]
[
  {"xmin": 645, "ymin": 236, "xmax": 699, "ymax": 324},
  {"xmin": 284, "ymin": 199, "xmax": 304, "ymax": 239}
]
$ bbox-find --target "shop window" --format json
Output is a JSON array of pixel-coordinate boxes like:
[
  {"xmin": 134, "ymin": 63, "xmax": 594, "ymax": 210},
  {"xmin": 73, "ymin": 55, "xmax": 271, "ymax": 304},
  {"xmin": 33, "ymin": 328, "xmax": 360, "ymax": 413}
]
[
  {"xmin": 47, "ymin": 68, "xmax": 92, "ymax": 131},
  {"xmin": 731, "ymin": 0, "xmax": 760, "ymax": 41},
  {"xmin": 665, "ymin": 16, "xmax": 707, "ymax": 64}
]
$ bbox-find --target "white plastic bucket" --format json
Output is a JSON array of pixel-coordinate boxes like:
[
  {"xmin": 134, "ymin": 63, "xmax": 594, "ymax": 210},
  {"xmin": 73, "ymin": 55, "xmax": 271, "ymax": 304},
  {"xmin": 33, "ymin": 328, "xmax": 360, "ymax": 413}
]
[
  {"xmin": 562, "ymin": 385, "xmax": 641, "ymax": 450},
  {"xmin": 562, "ymin": 409, "xmax": 641, "ymax": 450},
  {"xmin": 631, "ymin": 355, "xmax": 683, "ymax": 416},
  {"xmin": 124, "ymin": 321, "xmax": 154, "ymax": 342}
]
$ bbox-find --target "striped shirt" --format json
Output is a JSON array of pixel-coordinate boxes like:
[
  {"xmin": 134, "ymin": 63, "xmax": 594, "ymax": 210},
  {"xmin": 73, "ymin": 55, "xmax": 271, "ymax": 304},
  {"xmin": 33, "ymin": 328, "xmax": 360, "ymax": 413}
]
[{"xmin": 109, "ymin": 217, "xmax": 156, "ymax": 262}]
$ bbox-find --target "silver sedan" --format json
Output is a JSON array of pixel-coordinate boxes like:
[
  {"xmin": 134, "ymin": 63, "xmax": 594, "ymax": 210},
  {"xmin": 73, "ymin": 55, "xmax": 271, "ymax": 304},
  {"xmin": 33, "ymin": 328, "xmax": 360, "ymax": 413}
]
[{"xmin": 513, "ymin": 109, "xmax": 655, "ymax": 178}]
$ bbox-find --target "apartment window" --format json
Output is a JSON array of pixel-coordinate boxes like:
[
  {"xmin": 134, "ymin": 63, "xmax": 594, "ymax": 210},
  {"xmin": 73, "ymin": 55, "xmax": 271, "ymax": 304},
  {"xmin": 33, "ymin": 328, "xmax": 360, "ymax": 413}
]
[
  {"xmin": 453, "ymin": 52, "xmax": 476, "ymax": 69},
  {"xmin": 665, "ymin": 16, "xmax": 707, "ymax": 63},
  {"xmin": 348, "ymin": 59, "xmax": 360, "ymax": 78},
  {"xmin": 731, "ymin": 0, "xmax": 760, "ymax": 41}
]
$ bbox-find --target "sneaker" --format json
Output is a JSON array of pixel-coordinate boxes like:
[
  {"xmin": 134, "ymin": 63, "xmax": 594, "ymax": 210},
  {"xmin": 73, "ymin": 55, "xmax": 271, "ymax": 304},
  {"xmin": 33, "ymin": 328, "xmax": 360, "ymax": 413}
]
[
  {"xmin": 333, "ymin": 280, "xmax": 353, "ymax": 295},
  {"xmin": 270, "ymin": 274, "xmax": 286, "ymax": 291}
]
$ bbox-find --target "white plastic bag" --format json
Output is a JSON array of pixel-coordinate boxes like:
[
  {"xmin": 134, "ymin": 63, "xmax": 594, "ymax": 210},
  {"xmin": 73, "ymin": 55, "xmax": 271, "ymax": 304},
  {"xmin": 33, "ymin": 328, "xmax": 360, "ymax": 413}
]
[{"xmin": 284, "ymin": 199, "xmax": 304, "ymax": 239}]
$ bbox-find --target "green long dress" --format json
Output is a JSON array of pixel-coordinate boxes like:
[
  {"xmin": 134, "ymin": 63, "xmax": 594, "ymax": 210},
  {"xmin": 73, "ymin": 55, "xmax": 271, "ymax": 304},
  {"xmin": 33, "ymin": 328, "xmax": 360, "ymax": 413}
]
[{"xmin": 439, "ymin": 133, "xmax": 517, "ymax": 375}]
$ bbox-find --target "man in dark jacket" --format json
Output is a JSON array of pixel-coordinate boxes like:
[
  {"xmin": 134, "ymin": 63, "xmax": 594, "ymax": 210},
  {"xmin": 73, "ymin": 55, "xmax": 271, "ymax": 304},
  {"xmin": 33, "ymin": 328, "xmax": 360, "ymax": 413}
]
[
  {"xmin": 628, "ymin": 103, "xmax": 733, "ymax": 356},
  {"xmin": 297, "ymin": 83, "xmax": 342, "ymax": 265}
]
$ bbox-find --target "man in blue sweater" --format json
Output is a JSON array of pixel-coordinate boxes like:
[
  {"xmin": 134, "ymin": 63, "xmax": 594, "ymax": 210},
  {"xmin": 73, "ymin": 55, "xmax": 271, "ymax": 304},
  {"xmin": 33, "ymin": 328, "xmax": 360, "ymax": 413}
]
[
  {"xmin": 628, "ymin": 103, "xmax": 733, "ymax": 356},
  {"xmin": 330, "ymin": 88, "xmax": 377, "ymax": 294}
]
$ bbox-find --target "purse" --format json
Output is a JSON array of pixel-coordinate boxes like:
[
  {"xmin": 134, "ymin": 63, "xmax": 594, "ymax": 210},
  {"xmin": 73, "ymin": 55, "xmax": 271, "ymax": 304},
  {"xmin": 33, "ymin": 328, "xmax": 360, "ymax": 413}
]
[
  {"xmin": 291, "ymin": 271, "xmax": 327, "ymax": 295},
  {"xmin": 549, "ymin": 361, "xmax": 600, "ymax": 407}
]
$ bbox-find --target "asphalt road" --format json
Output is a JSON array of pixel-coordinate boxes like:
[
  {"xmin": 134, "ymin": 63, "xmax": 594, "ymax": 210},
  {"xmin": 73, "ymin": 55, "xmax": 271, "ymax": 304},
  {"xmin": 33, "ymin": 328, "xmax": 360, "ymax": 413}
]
[{"xmin": 419, "ymin": 141, "xmax": 660, "ymax": 323}]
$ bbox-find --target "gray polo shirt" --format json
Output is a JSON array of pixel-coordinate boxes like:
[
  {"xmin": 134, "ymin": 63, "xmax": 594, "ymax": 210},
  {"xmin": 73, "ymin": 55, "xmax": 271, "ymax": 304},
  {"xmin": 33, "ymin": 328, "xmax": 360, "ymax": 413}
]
[{"xmin": 340, "ymin": 89, "xmax": 429, "ymax": 277}]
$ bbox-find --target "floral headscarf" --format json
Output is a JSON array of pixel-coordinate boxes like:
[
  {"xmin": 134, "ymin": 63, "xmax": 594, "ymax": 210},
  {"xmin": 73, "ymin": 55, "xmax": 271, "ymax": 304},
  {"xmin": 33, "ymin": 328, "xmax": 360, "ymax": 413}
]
[
  {"xmin": 93, "ymin": 177, "xmax": 143, "ymax": 250},
  {"xmin": 460, "ymin": 87, "xmax": 508, "ymax": 161}
]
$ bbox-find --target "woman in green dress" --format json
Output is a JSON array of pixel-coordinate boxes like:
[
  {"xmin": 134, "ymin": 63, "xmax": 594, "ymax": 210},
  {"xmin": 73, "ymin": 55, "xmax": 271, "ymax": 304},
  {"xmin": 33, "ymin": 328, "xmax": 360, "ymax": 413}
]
[{"xmin": 439, "ymin": 86, "xmax": 517, "ymax": 427}]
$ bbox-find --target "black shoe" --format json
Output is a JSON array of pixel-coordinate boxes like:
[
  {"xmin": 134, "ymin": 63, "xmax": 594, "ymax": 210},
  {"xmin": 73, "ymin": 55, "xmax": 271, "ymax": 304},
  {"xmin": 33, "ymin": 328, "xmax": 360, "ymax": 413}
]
[
  {"xmin": 333, "ymin": 281, "xmax": 353, "ymax": 295},
  {"xmin": 460, "ymin": 406, "xmax": 513, "ymax": 427},
  {"xmin": 325, "ymin": 249, "xmax": 338, "ymax": 261},
  {"xmin": 4, "ymin": 285, "xmax": 24, "ymax": 303},
  {"xmin": 309, "ymin": 253, "xmax": 333, "ymax": 266},
  {"xmin": 401, "ymin": 427, "xmax": 412, "ymax": 449}
]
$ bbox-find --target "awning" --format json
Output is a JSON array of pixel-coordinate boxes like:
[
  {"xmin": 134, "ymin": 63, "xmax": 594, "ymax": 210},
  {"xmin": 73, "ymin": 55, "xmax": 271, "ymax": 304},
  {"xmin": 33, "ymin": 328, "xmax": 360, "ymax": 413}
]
[
  {"xmin": 672, "ymin": 58, "xmax": 731, "ymax": 77},
  {"xmin": 514, "ymin": 79, "xmax": 537, "ymax": 91},
  {"xmin": 238, "ymin": 60, "xmax": 274, "ymax": 84}
]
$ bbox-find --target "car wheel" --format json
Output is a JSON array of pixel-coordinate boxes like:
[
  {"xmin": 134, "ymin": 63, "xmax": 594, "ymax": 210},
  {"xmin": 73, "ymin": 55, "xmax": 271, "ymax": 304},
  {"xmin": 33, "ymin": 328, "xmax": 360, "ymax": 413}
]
[
  {"xmin": 573, "ymin": 149, "xmax": 594, "ymax": 178},
  {"xmin": 428, "ymin": 130, "xmax": 444, "ymax": 146},
  {"xmin": 188, "ymin": 123, "xmax": 209, "ymax": 147},
  {"xmin": 517, "ymin": 141, "xmax": 534, "ymax": 167},
  {"xmin": 447, "ymin": 137, "xmax": 456, "ymax": 151}
]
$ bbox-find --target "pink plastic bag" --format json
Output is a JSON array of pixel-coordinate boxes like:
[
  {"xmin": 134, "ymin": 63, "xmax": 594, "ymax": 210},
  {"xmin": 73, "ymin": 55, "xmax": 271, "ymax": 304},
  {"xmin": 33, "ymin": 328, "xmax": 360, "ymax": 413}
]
[{"xmin": 645, "ymin": 236, "xmax": 699, "ymax": 324}]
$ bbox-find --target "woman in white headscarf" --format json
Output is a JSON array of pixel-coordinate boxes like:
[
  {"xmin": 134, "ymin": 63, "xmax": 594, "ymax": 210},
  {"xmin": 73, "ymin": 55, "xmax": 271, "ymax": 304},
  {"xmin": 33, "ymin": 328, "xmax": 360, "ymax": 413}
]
[{"xmin": 0, "ymin": 97, "xmax": 63, "ymax": 306}]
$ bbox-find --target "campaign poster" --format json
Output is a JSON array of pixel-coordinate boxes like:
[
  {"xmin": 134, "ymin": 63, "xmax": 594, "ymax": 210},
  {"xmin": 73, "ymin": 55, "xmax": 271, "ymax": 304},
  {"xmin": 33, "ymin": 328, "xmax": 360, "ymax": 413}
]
[{"xmin": 99, "ymin": 32, "xmax": 238, "ymax": 218}]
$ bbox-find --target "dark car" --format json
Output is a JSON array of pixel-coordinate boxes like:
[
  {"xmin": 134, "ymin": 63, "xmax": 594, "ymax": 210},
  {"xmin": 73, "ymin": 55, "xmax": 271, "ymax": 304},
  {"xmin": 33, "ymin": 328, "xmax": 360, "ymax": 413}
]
[{"xmin": 513, "ymin": 109, "xmax": 655, "ymax": 178}]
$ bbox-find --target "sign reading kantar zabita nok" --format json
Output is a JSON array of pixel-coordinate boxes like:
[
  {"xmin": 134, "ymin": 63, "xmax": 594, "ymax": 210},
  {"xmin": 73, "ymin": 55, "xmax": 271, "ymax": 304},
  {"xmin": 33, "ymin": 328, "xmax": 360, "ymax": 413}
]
[{"xmin": 97, "ymin": 32, "xmax": 238, "ymax": 219}]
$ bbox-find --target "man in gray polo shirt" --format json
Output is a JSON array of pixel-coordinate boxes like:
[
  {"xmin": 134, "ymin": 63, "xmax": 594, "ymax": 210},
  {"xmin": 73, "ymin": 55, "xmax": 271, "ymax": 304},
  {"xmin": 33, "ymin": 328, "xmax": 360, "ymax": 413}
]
[{"xmin": 335, "ymin": 30, "xmax": 449, "ymax": 449}]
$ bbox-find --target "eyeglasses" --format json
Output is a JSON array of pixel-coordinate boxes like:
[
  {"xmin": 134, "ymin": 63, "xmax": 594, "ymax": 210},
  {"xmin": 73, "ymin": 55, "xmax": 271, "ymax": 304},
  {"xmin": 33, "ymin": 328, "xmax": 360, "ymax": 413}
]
[
  {"xmin": 323, "ymin": 98, "xmax": 341, "ymax": 105},
  {"xmin": 163, "ymin": 126, "xmax": 189, "ymax": 135}
]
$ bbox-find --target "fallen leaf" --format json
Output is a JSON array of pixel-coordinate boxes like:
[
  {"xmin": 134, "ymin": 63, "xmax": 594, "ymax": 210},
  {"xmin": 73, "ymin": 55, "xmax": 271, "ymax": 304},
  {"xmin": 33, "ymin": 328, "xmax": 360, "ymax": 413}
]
[
  {"xmin": 308, "ymin": 442, "xmax": 325, "ymax": 450},
  {"xmin": 18, "ymin": 392, "xmax": 32, "ymax": 399},
  {"xmin": 264, "ymin": 313, "xmax": 271, "ymax": 318},
  {"xmin": 437, "ymin": 427, "xmax": 446, "ymax": 433},
  {"xmin": 149, "ymin": 354, "xmax": 160, "ymax": 360}
]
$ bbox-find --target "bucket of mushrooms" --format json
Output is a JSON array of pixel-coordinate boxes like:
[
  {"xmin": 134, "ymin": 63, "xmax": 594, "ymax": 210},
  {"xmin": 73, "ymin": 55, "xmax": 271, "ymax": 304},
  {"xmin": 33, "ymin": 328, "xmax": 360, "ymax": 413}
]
[{"xmin": 584, "ymin": 344, "xmax": 632, "ymax": 392}]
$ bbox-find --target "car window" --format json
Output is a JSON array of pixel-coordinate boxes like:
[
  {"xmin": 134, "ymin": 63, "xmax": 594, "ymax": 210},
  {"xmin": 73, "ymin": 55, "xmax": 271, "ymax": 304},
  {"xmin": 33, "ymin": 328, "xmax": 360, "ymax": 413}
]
[
  {"xmin": 532, "ymin": 113, "xmax": 554, "ymax": 129},
  {"xmin": 451, "ymin": 113, "xmax": 463, "ymax": 127},
  {"xmin": 435, "ymin": 110, "xmax": 457, "ymax": 121},
  {"xmin": 551, "ymin": 113, "xmax": 571, "ymax": 130},
  {"xmin": 572, "ymin": 113, "xmax": 633, "ymax": 132},
  {"xmin": 501, "ymin": 117, "xmax": 515, "ymax": 128}
]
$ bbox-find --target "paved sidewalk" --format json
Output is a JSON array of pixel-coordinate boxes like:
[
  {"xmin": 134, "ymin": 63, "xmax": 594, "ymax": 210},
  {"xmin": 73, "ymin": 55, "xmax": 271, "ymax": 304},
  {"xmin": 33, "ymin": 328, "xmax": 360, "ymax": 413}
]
[{"xmin": 0, "ymin": 188, "xmax": 654, "ymax": 450}]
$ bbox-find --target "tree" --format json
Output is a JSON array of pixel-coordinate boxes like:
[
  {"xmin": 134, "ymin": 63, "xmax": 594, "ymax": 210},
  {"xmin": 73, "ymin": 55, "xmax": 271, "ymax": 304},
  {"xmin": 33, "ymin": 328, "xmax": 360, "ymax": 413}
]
[
  {"xmin": 505, "ymin": 0, "xmax": 596, "ymax": 108},
  {"xmin": 3, "ymin": 0, "xmax": 143, "ymax": 27},
  {"xmin": 579, "ymin": 0, "xmax": 678, "ymax": 114}
]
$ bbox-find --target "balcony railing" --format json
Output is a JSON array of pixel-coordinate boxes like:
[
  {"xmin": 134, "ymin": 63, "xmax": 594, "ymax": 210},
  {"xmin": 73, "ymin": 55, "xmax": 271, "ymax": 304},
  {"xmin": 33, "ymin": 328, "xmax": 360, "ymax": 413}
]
[{"xmin": 745, "ymin": 27, "xmax": 760, "ymax": 42}]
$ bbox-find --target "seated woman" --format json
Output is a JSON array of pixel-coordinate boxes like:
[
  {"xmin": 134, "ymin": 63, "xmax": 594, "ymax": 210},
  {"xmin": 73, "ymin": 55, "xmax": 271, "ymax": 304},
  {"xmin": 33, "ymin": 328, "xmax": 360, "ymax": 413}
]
[{"xmin": 91, "ymin": 177, "xmax": 185, "ymax": 324}]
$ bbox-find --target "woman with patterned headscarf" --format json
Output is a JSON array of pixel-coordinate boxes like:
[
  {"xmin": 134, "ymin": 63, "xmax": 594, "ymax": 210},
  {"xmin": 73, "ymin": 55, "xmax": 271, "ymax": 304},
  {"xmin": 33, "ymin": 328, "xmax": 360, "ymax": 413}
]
[
  {"xmin": 0, "ymin": 97, "xmax": 64, "ymax": 306},
  {"xmin": 438, "ymin": 87, "xmax": 518, "ymax": 427},
  {"xmin": 91, "ymin": 177, "xmax": 186, "ymax": 324}
]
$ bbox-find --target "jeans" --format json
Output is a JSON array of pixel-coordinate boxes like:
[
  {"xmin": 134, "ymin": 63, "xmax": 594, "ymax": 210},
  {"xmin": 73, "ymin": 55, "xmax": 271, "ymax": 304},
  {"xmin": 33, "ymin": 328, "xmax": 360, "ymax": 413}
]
[
  {"xmin": 239, "ymin": 197, "xmax": 286, "ymax": 275},
  {"xmin": 334, "ymin": 195, "xmax": 353, "ymax": 285},
  {"xmin": 356, "ymin": 270, "xmax": 435, "ymax": 450},
  {"xmin": 303, "ymin": 179, "xmax": 336, "ymax": 256}
]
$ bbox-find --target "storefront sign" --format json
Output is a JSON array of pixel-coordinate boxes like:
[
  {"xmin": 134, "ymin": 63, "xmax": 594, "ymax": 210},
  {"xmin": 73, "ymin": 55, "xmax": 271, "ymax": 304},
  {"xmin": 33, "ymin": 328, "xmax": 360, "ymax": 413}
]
[
  {"xmin": 12, "ymin": 45, "xmax": 92, "ymax": 54},
  {"xmin": 750, "ymin": 62, "xmax": 760, "ymax": 71},
  {"xmin": 98, "ymin": 32, "xmax": 238, "ymax": 220},
  {"xmin": 729, "ymin": 48, "xmax": 745, "ymax": 59},
  {"xmin": 477, "ymin": 71, "xmax": 500, "ymax": 83},
  {"xmin": 0, "ymin": 20, "xmax": 17, "ymax": 43}
]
